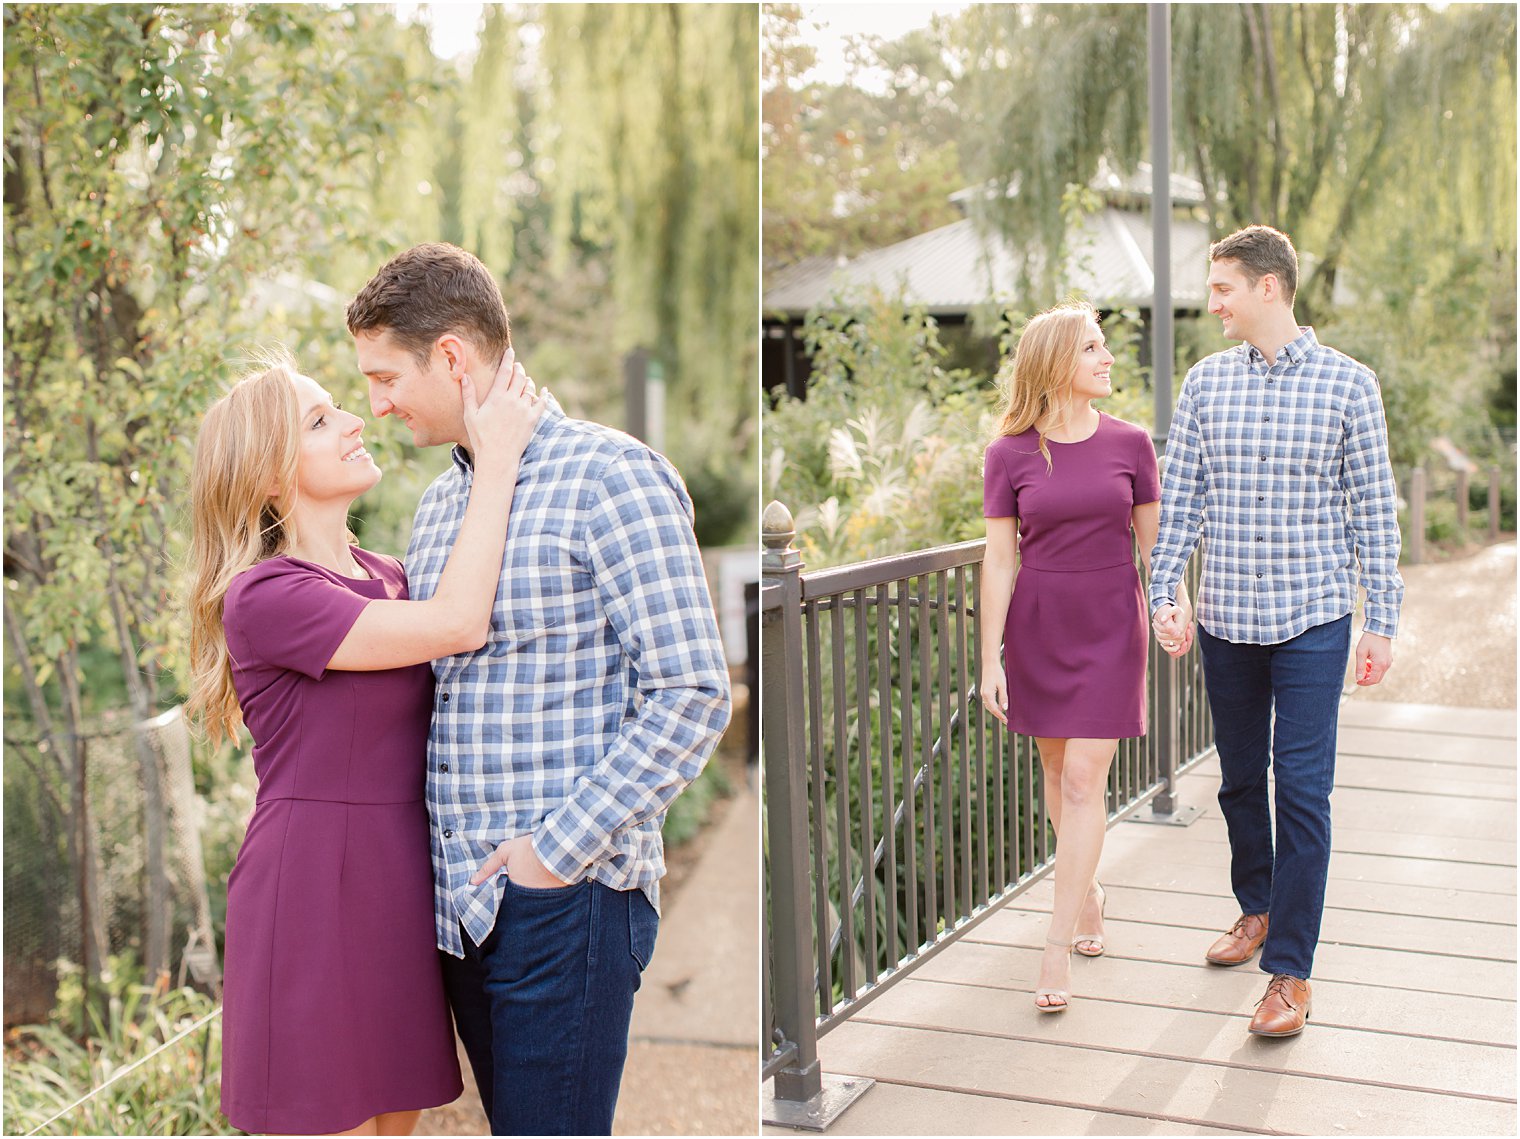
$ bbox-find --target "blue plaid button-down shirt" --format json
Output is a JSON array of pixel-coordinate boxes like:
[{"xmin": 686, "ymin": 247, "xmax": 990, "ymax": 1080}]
[
  {"xmin": 405, "ymin": 395, "xmax": 732, "ymax": 956},
  {"xmin": 1148, "ymin": 327, "xmax": 1404, "ymax": 645}
]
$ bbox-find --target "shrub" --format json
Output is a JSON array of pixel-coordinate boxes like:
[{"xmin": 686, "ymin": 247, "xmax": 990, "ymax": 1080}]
[{"xmin": 3, "ymin": 957, "xmax": 233, "ymax": 1136}]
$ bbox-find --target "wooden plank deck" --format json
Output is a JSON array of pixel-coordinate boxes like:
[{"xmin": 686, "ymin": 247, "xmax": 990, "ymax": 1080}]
[{"xmin": 778, "ymin": 700, "xmax": 1517, "ymax": 1136}]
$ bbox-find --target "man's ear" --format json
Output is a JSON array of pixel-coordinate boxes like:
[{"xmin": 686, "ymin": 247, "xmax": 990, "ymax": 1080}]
[
  {"xmin": 436, "ymin": 333, "xmax": 469, "ymax": 380},
  {"xmin": 1259, "ymin": 273, "xmax": 1281, "ymax": 304}
]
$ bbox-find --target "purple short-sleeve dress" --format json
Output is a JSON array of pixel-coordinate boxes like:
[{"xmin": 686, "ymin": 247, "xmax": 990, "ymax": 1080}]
[
  {"xmin": 218, "ymin": 547, "xmax": 462, "ymax": 1134},
  {"xmin": 983, "ymin": 413, "xmax": 1161, "ymax": 738}
]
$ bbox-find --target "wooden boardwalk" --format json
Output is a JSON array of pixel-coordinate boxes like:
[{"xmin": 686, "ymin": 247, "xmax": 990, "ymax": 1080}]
[{"xmin": 780, "ymin": 700, "xmax": 1517, "ymax": 1136}]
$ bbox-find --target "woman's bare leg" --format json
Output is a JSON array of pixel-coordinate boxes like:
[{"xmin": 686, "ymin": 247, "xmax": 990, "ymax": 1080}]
[
  {"xmin": 374, "ymin": 1110, "xmax": 421, "ymax": 1136},
  {"xmin": 269, "ymin": 1107, "xmax": 415, "ymax": 1136},
  {"xmin": 1034, "ymin": 737, "xmax": 1118, "ymax": 1006}
]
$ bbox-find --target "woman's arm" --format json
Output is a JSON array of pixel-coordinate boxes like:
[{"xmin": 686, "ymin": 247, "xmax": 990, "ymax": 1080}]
[
  {"xmin": 1133, "ymin": 499, "xmax": 1192, "ymax": 656},
  {"xmin": 978, "ymin": 516, "xmax": 1020, "ymax": 725},
  {"xmin": 327, "ymin": 351, "xmax": 543, "ymax": 671}
]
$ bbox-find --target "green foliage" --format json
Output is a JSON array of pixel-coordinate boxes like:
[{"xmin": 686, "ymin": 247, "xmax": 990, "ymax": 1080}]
[
  {"xmin": 762, "ymin": 4, "xmax": 963, "ymax": 268},
  {"xmin": 661, "ymin": 755, "xmax": 734, "ymax": 849},
  {"xmin": 1318, "ymin": 234, "xmax": 1509, "ymax": 469},
  {"xmin": 953, "ymin": 3, "xmax": 1148, "ymax": 298},
  {"xmin": 765, "ymin": 293, "xmax": 994, "ymax": 567},
  {"xmin": 765, "ymin": 290, "xmax": 1162, "ymax": 567},
  {"xmin": 5, "ymin": 2, "xmax": 758, "ymax": 1040},
  {"xmin": 541, "ymin": 4, "xmax": 759, "ymax": 473},
  {"xmin": 5, "ymin": 4, "xmax": 421, "ymax": 729},
  {"xmin": 3, "ymin": 958, "xmax": 232, "ymax": 1136},
  {"xmin": 950, "ymin": 4, "xmax": 1517, "ymax": 317}
]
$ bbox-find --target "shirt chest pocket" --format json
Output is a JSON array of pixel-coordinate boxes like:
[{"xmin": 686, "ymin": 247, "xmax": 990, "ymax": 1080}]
[
  {"xmin": 1282, "ymin": 413, "xmax": 1342, "ymax": 474},
  {"xmin": 490, "ymin": 536, "xmax": 593, "ymax": 647}
]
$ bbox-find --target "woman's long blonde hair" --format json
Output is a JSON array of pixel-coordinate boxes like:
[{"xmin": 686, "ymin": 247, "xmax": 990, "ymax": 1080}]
[
  {"xmin": 185, "ymin": 356, "xmax": 303, "ymax": 745},
  {"xmin": 992, "ymin": 301, "xmax": 1100, "ymax": 471}
]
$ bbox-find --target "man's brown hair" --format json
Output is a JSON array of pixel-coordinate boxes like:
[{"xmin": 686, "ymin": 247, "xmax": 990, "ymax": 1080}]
[
  {"xmin": 345, "ymin": 242, "xmax": 512, "ymax": 367},
  {"xmin": 1209, "ymin": 225, "xmax": 1299, "ymax": 306}
]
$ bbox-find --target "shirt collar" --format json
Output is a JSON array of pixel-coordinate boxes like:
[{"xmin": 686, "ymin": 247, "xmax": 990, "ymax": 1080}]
[
  {"xmin": 449, "ymin": 391, "xmax": 566, "ymax": 478},
  {"xmin": 1246, "ymin": 326, "xmax": 1318, "ymax": 368}
]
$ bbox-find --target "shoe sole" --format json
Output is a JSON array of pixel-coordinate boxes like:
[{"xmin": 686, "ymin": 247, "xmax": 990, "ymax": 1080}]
[
  {"xmin": 1205, "ymin": 950, "xmax": 1262, "ymax": 966},
  {"xmin": 1249, "ymin": 1006, "xmax": 1310, "ymax": 1038}
]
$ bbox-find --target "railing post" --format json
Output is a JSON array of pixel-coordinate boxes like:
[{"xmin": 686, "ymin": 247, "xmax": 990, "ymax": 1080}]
[
  {"xmin": 1136, "ymin": 636, "xmax": 1200, "ymax": 826},
  {"xmin": 1489, "ymin": 465, "xmax": 1502, "ymax": 543},
  {"xmin": 1409, "ymin": 466, "xmax": 1426, "ymax": 565},
  {"xmin": 1456, "ymin": 468, "xmax": 1470, "ymax": 540},
  {"xmin": 760, "ymin": 501, "xmax": 871, "ymax": 1130},
  {"xmin": 1135, "ymin": 452, "xmax": 1200, "ymax": 828}
]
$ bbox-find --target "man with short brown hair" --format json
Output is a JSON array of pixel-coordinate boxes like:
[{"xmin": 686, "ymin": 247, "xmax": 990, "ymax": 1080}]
[
  {"xmin": 1149, "ymin": 224, "xmax": 1404, "ymax": 1037},
  {"xmin": 347, "ymin": 242, "xmax": 732, "ymax": 1132}
]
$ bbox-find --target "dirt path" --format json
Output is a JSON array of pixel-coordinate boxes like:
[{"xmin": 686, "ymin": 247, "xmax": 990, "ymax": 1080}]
[{"xmin": 1346, "ymin": 541, "xmax": 1516, "ymax": 708}]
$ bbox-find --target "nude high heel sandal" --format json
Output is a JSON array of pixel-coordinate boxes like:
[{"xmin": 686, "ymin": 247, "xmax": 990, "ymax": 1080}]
[
  {"xmin": 1075, "ymin": 880, "xmax": 1107, "ymax": 958},
  {"xmin": 1034, "ymin": 937, "xmax": 1073, "ymax": 1013}
]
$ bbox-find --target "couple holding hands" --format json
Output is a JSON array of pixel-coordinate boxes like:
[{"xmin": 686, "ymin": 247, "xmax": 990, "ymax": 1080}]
[{"xmin": 979, "ymin": 225, "xmax": 1404, "ymax": 1037}]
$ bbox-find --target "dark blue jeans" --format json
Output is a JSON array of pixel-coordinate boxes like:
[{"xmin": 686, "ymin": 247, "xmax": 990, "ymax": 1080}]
[
  {"xmin": 440, "ymin": 879, "xmax": 659, "ymax": 1136},
  {"xmin": 1197, "ymin": 615, "xmax": 1351, "ymax": 980}
]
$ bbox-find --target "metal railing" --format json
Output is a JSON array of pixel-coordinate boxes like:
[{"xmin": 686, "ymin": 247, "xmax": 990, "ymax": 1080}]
[{"xmin": 760, "ymin": 502, "xmax": 1213, "ymax": 1129}]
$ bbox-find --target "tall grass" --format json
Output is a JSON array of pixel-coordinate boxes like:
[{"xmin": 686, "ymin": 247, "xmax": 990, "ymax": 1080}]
[{"xmin": 3, "ymin": 958, "xmax": 232, "ymax": 1137}]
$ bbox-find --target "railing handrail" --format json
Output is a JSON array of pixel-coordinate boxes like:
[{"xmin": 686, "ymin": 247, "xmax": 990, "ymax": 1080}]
[{"xmin": 760, "ymin": 539, "xmax": 986, "ymax": 611}]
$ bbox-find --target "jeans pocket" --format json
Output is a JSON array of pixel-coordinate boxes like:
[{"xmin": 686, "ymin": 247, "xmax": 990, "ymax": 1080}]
[
  {"xmin": 504, "ymin": 874, "xmax": 584, "ymax": 896},
  {"xmin": 627, "ymin": 889, "xmax": 659, "ymax": 973}
]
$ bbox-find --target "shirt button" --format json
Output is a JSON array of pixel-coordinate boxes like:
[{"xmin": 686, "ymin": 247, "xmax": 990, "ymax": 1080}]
[
  {"xmin": 439, "ymin": 762, "xmax": 449, "ymax": 773},
  {"xmin": 1257, "ymin": 496, "xmax": 1265, "ymax": 502},
  {"xmin": 1256, "ymin": 573, "xmax": 1264, "ymax": 579},
  {"xmin": 443, "ymin": 828, "xmax": 453, "ymax": 838},
  {"xmin": 1259, "ymin": 455, "xmax": 1267, "ymax": 461},
  {"xmin": 441, "ymin": 692, "xmax": 450, "ymax": 703},
  {"xmin": 1263, "ymin": 415, "xmax": 1270, "ymax": 422},
  {"xmin": 1256, "ymin": 535, "xmax": 1264, "ymax": 541}
]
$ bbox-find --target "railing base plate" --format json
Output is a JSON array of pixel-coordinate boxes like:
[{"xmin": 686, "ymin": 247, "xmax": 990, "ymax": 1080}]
[
  {"xmin": 1128, "ymin": 804, "xmax": 1204, "ymax": 827},
  {"xmin": 762, "ymin": 1074, "xmax": 874, "ymax": 1131}
]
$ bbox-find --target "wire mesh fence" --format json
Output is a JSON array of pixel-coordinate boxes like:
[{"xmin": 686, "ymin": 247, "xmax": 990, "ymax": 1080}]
[{"xmin": 4, "ymin": 705, "xmax": 222, "ymax": 1029}]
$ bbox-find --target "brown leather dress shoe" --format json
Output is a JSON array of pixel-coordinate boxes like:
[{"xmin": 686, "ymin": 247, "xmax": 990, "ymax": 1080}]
[
  {"xmin": 1205, "ymin": 912, "xmax": 1269, "ymax": 966},
  {"xmin": 1249, "ymin": 973, "xmax": 1311, "ymax": 1037}
]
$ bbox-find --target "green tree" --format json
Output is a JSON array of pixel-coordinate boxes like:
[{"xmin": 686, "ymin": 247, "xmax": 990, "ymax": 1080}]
[
  {"xmin": 4, "ymin": 3, "xmax": 420, "ymax": 987},
  {"xmin": 539, "ymin": 3, "xmax": 759, "ymax": 471},
  {"xmin": 953, "ymin": 4, "xmax": 1516, "ymax": 318},
  {"xmin": 762, "ymin": 3, "xmax": 963, "ymax": 269}
]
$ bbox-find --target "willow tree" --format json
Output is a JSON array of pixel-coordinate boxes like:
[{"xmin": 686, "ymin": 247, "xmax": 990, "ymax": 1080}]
[
  {"xmin": 3, "ymin": 3, "xmax": 419, "ymax": 987},
  {"xmin": 952, "ymin": 3, "xmax": 1516, "ymax": 319},
  {"xmin": 537, "ymin": 3, "xmax": 760, "ymax": 466}
]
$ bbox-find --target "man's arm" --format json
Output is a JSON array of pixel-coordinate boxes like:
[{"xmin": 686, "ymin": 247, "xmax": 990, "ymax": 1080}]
[
  {"xmin": 1343, "ymin": 371, "xmax": 1404, "ymax": 683},
  {"xmin": 1148, "ymin": 378, "xmax": 1207, "ymax": 629},
  {"xmin": 527, "ymin": 449, "xmax": 733, "ymax": 885}
]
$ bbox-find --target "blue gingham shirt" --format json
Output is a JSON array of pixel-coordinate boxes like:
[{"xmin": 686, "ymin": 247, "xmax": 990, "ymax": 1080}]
[
  {"xmin": 1148, "ymin": 327, "xmax": 1404, "ymax": 644},
  {"xmin": 405, "ymin": 395, "xmax": 732, "ymax": 956}
]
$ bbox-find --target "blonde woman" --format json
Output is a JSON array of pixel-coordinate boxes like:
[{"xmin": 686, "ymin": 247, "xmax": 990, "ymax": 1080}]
[
  {"xmin": 978, "ymin": 302, "xmax": 1184, "ymax": 1012},
  {"xmin": 187, "ymin": 349, "xmax": 540, "ymax": 1135}
]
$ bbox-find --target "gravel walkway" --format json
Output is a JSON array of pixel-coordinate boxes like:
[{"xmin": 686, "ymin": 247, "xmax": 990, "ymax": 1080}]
[{"xmin": 1346, "ymin": 541, "xmax": 1516, "ymax": 708}]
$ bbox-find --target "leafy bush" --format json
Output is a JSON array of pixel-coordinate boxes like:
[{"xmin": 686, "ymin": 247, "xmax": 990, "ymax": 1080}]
[
  {"xmin": 765, "ymin": 289, "xmax": 1161, "ymax": 568},
  {"xmin": 3, "ymin": 958, "xmax": 232, "ymax": 1136},
  {"xmin": 764, "ymin": 293, "xmax": 994, "ymax": 567}
]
